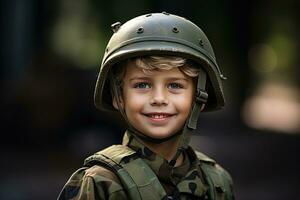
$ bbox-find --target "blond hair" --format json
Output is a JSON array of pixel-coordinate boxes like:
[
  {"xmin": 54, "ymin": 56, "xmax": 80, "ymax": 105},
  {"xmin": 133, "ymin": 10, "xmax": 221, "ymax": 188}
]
[
  {"xmin": 136, "ymin": 56, "xmax": 199, "ymax": 77},
  {"xmin": 113, "ymin": 56, "xmax": 199, "ymax": 85}
]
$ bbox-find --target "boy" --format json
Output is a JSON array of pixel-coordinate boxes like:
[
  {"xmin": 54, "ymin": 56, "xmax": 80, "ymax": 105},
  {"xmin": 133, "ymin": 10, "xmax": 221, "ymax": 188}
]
[{"xmin": 58, "ymin": 12, "xmax": 234, "ymax": 200}]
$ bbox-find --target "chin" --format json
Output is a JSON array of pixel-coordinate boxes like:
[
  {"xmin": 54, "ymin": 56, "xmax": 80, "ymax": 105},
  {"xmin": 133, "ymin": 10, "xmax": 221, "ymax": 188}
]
[{"xmin": 145, "ymin": 129, "xmax": 178, "ymax": 139}]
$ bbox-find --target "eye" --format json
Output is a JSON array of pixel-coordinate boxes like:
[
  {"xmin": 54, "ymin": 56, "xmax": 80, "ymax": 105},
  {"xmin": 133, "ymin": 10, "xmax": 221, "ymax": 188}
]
[
  {"xmin": 168, "ymin": 83, "xmax": 183, "ymax": 89},
  {"xmin": 133, "ymin": 82, "xmax": 151, "ymax": 89}
]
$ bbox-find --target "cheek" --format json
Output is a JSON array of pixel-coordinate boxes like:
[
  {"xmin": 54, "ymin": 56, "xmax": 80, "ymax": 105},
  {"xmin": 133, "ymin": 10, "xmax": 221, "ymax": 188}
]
[
  {"xmin": 174, "ymin": 93, "xmax": 194, "ymax": 112},
  {"xmin": 123, "ymin": 92, "xmax": 146, "ymax": 113}
]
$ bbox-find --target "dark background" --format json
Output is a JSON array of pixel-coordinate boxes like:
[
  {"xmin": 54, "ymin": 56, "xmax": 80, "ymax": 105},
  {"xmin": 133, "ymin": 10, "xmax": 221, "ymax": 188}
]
[{"xmin": 1, "ymin": 0, "xmax": 299, "ymax": 199}]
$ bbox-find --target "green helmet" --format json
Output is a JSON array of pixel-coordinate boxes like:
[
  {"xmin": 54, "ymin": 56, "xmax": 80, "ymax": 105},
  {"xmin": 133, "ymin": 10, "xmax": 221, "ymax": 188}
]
[{"xmin": 95, "ymin": 12, "xmax": 226, "ymax": 114}]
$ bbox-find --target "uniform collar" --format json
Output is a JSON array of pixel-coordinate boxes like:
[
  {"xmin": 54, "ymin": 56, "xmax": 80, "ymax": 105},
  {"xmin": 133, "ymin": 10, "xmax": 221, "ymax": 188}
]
[{"xmin": 122, "ymin": 130, "xmax": 207, "ymax": 197}]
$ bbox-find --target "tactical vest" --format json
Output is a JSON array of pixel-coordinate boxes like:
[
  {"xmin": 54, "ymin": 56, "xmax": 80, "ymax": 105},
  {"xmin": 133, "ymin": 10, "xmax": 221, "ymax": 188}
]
[{"xmin": 84, "ymin": 145, "xmax": 234, "ymax": 200}]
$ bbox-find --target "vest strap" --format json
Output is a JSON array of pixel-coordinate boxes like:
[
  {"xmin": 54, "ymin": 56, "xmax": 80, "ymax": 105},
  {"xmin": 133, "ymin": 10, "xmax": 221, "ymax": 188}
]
[
  {"xmin": 84, "ymin": 145, "xmax": 167, "ymax": 200},
  {"xmin": 84, "ymin": 149, "xmax": 142, "ymax": 200},
  {"xmin": 123, "ymin": 158, "xmax": 167, "ymax": 199}
]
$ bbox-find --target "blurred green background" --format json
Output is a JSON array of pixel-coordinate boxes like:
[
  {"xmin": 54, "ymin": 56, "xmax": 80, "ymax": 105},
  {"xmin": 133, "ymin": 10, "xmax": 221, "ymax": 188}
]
[{"xmin": 0, "ymin": 0, "xmax": 299, "ymax": 199}]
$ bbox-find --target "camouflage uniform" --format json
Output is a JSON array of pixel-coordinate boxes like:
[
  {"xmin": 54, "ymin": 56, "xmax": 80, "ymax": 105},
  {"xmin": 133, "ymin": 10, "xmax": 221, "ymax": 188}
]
[{"xmin": 58, "ymin": 131, "xmax": 234, "ymax": 200}]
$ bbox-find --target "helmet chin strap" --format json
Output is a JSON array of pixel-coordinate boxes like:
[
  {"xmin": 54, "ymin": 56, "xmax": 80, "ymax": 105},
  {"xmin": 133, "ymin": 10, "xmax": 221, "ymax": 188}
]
[
  {"xmin": 188, "ymin": 67, "xmax": 208, "ymax": 130},
  {"xmin": 109, "ymin": 67, "xmax": 208, "ymax": 161}
]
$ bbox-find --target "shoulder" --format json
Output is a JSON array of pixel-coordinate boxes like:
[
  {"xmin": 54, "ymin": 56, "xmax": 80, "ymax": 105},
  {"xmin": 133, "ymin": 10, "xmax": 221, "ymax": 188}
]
[
  {"xmin": 69, "ymin": 144, "xmax": 135, "ymax": 186},
  {"xmin": 82, "ymin": 144, "xmax": 136, "ymax": 183},
  {"xmin": 193, "ymin": 149, "xmax": 235, "ymax": 200},
  {"xmin": 58, "ymin": 165, "xmax": 127, "ymax": 200},
  {"xmin": 85, "ymin": 165, "xmax": 122, "ymax": 186},
  {"xmin": 58, "ymin": 146, "xmax": 132, "ymax": 200},
  {"xmin": 67, "ymin": 165, "xmax": 124, "ymax": 192},
  {"xmin": 85, "ymin": 144, "xmax": 136, "ymax": 165},
  {"xmin": 195, "ymin": 150, "xmax": 233, "ymax": 182}
]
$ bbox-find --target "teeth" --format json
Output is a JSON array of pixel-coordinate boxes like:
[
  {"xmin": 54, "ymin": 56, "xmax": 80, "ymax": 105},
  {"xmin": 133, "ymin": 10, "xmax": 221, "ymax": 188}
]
[{"xmin": 150, "ymin": 114, "xmax": 167, "ymax": 118}]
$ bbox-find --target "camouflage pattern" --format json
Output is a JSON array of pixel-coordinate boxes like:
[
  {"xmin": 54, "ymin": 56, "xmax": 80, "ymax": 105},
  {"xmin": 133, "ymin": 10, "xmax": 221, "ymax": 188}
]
[{"xmin": 58, "ymin": 131, "xmax": 234, "ymax": 200}]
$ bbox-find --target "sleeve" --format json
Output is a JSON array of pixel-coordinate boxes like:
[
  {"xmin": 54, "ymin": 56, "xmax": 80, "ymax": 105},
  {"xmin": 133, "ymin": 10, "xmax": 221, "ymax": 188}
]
[{"xmin": 57, "ymin": 166, "xmax": 128, "ymax": 200}]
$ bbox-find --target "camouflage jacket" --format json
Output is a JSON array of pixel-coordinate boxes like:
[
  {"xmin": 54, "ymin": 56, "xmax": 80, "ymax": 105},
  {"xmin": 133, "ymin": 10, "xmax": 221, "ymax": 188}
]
[{"xmin": 58, "ymin": 131, "xmax": 234, "ymax": 200}]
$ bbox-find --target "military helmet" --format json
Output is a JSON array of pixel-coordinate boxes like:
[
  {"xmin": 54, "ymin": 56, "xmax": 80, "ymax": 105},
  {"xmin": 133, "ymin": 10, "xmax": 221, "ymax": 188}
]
[{"xmin": 94, "ymin": 12, "xmax": 226, "ymax": 112}]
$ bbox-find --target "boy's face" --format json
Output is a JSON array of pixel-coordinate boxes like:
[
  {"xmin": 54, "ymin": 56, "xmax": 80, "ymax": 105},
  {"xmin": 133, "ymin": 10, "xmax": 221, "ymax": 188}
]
[{"xmin": 113, "ymin": 62, "xmax": 195, "ymax": 139}]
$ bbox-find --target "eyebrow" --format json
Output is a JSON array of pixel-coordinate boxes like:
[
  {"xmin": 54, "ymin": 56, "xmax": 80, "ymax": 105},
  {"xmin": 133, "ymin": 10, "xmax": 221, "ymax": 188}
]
[
  {"xmin": 129, "ymin": 76, "xmax": 151, "ymax": 81},
  {"xmin": 129, "ymin": 76, "xmax": 189, "ymax": 82},
  {"xmin": 168, "ymin": 77, "xmax": 189, "ymax": 82}
]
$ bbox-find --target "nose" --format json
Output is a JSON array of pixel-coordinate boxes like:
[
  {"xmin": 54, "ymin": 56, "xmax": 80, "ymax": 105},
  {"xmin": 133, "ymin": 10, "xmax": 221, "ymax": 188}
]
[{"xmin": 150, "ymin": 87, "xmax": 168, "ymax": 106}]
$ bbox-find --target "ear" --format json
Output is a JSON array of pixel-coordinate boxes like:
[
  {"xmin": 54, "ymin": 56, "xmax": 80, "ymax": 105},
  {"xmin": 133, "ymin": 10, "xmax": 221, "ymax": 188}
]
[{"xmin": 112, "ymin": 95, "xmax": 124, "ymax": 110}]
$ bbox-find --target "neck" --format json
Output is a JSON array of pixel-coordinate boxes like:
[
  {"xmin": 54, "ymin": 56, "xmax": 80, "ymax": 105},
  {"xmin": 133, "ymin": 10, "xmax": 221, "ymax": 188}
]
[{"xmin": 137, "ymin": 135, "xmax": 184, "ymax": 167}]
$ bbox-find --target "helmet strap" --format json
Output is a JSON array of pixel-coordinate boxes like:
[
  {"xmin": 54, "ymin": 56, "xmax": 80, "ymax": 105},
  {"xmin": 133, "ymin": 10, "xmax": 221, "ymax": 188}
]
[{"xmin": 187, "ymin": 67, "xmax": 208, "ymax": 129}]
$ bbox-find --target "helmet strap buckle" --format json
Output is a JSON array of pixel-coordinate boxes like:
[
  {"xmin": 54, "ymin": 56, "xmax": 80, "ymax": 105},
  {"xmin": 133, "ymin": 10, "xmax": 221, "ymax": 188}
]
[{"xmin": 195, "ymin": 89, "xmax": 208, "ymax": 104}]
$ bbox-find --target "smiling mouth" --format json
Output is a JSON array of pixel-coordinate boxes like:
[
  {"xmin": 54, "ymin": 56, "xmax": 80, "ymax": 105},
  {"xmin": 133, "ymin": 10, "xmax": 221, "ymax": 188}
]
[{"xmin": 143, "ymin": 113, "xmax": 175, "ymax": 119}]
